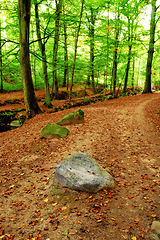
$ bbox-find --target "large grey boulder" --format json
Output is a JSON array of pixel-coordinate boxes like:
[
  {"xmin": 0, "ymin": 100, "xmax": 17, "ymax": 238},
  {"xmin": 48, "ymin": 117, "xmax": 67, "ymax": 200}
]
[
  {"xmin": 56, "ymin": 109, "xmax": 84, "ymax": 126},
  {"xmin": 54, "ymin": 152, "xmax": 114, "ymax": 192}
]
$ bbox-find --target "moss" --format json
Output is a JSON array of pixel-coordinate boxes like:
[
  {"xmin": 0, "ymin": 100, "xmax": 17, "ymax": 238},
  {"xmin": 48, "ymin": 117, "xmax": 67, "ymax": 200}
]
[
  {"xmin": 56, "ymin": 109, "xmax": 84, "ymax": 126},
  {"xmin": 41, "ymin": 124, "xmax": 69, "ymax": 139}
]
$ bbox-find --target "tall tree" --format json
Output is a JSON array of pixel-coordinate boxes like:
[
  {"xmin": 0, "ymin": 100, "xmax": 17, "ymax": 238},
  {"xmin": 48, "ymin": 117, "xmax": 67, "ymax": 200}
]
[
  {"xmin": 69, "ymin": 0, "xmax": 85, "ymax": 102},
  {"xmin": 104, "ymin": 1, "xmax": 110, "ymax": 95},
  {"xmin": 112, "ymin": 3, "xmax": 120, "ymax": 96},
  {"xmin": 63, "ymin": 3, "xmax": 69, "ymax": 88},
  {"xmin": 34, "ymin": 0, "xmax": 52, "ymax": 107},
  {"xmin": 18, "ymin": 0, "xmax": 41, "ymax": 118},
  {"xmin": 144, "ymin": 0, "xmax": 157, "ymax": 93},
  {"xmin": 52, "ymin": 0, "xmax": 63, "ymax": 98},
  {"xmin": 86, "ymin": 7, "xmax": 98, "ymax": 94},
  {"xmin": 123, "ymin": 18, "xmax": 133, "ymax": 94}
]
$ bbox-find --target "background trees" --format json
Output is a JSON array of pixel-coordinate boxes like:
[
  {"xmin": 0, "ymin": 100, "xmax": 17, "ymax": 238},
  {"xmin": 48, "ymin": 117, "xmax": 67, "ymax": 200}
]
[{"xmin": 0, "ymin": 0, "xmax": 160, "ymax": 102}]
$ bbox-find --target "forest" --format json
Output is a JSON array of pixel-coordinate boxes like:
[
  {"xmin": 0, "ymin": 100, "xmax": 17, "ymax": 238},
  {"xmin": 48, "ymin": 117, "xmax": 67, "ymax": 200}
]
[
  {"xmin": 0, "ymin": 1, "xmax": 160, "ymax": 239},
  {"xmin": 0, "ymin": 0, "xmax": 160, "ymax": 117}
]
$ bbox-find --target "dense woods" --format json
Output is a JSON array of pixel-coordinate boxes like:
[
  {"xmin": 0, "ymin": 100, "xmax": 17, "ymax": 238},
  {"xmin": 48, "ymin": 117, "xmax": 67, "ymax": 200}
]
[{"xmin": 0, "ymin": 0, "xmax": 160, "ymax": 114}]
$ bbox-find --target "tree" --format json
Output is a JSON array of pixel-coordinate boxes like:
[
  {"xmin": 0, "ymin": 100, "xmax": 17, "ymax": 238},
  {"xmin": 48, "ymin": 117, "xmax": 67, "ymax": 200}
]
[
  {"xmin": 63, "ymin": 3, "xmax": 69, "ymax": 88},
  {"xmin": 34, "ymin": 0, "xmax": 52, "ymax": 107},
  {"xmin": 104, "ymin": 1, "xmax": 110, "ymax": 95},
  {"xmin": 52, "ymin": 0, "xmax": 63, "ymax": 98},
  {"xmin": 18, "ymin": 0, "xmax": 41, "ymax": 118},
  {"xmin": 144, "ymin": 0, "xmax": 157, "ymax": 93},
  {"xmin": 86, "ymin": 7, "xmax": 98, "ymax": 94},
  {"xmin": 123, "ymin": 18, "xmax": 133, "ymax": 94},
  {"xmin": 69, "ymin": 0, "xmax": 85, "ymax": 103},
  {"xmin": 111, "ymin": 3, "xmax": 120, "ymax": 96}
]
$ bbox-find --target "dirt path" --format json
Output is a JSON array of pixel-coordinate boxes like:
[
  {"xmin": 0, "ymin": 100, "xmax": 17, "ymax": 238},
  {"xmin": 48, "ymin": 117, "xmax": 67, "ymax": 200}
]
[{"xmin": 0, "ymin": 93, "xmax": 160, "ymax": 240}]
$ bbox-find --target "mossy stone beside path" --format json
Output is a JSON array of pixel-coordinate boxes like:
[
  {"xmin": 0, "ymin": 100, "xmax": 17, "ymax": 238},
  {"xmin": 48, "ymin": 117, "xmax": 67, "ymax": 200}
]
[
  {"xmin": 56, "ymin": 109, "xmax": 84, "ymax": 126},
  {"xmin": 41, "ymin": 124, "xmax": 69, "ymax": 139},
  {"xmin": 41, "ymin": 109, "xmax": 84, "ymax": 139}
]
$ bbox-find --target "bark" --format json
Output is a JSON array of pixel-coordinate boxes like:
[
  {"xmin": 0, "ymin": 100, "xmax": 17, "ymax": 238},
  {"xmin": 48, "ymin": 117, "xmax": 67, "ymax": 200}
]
[
  {"xmin": 112, "ymin": 18, "xmax": 120, "ymax": 96},
  {"xmin": 123, "ymin": 44, "xmax": 132, "ymax": 94},
  {"xmin": 69, "ymin": 0, "xmax": 85, "ymax": 103},
  {"xmin": 18, "ymin": 0, "xmax": 41, "ymax": 118},
  {"xmin": 123, "ymin": 18, "xmax": 133, "ymax": 94},
  {"xmin": 131, "ymin": 57, "xmax": 135, "ymax": 91},
  {"xmin": 52, "ymin": 0, "xmax": 62, "ymax": 98},
  {"xmin": 104, "ymin": 3, "xmax": 110, "ymax": 95},
  {"xmin": 89, "ymin": 8, "xmax": 96, "ymax": 94},
  {"xmin": 35, "ymin": 1, "xmax": 52, "ymax": 107},
  {"xmin": 63, "ymin": 11, "xmax": 69, "ymax": 89},
  {"xmin": 143, "ymin": 0, "xmax": 157, "ymax": 93}
]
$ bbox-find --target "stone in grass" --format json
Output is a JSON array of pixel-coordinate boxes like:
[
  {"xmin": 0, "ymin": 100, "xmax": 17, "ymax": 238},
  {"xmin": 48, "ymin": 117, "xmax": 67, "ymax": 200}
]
[
  {"xmin": 54, "ymin": 152, "xmax": 115, "ymax": 192},
  {"xmin": 41, "ymin": 124, "xmax": 69, "ymax": 139},
  {"xmin": 56, "ymin": 109, "xmax": 84, "ymax": 126}
]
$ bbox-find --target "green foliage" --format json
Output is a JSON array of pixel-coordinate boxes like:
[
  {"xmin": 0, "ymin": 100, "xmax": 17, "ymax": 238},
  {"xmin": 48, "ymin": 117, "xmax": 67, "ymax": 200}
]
[{"xmin": 0, "ymin": 0, "xmax": 160, "ymax": 93}]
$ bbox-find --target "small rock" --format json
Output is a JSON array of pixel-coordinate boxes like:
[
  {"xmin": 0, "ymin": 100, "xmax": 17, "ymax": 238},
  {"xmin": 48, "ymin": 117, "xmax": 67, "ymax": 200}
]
[
  {"xmin": 41, "ymin": 124, "xmax": 69, "ymax": 139},
  {"xmin": 10, "ymin": 120, "xmax": 22, "ymax": 129},
  {"xmin": 56, "ymin": 109, "xmax": 84, "ymax": 126},
  {"xmin": 54, "ymin": 152, "xmax": 114, "ymax": 192},
  {"xmin": 149, "ymin": 234, "xmax": 159, "ymax": 240},
  {"xmin": 151, "ymin": 221, "xmax": 160, "ymax": 236}
]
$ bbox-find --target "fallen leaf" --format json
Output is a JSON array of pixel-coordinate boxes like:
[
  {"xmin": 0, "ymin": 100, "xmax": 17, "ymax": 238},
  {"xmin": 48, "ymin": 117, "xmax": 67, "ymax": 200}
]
[
  {"xmin": 128, "ymin": 196, "xmax": 133, "ymax": 199},
  {"xmin": 131, "ymin": 237, "xmax": 137, "ymax": 240},
  {"xmin": 52, "ymin": 203, "xmax": 57, "ymax": 206}
]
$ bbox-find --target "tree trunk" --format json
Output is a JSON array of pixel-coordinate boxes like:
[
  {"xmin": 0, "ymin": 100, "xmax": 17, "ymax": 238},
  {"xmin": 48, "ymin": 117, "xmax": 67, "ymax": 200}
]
[
  {"xmin": 52, "ymin": 0, "xmax": 62, "ymax": 98},
  {"xmin": 63, "ymin": 10, "xmax": 69, "ymax": 89},
  {"xmin": 18, "ymin": 0, "xmax": 41, "ymax": 118},
  {"xmin": 123, "ymin": 18, "xmax": 133, "ymax": 94},
  {"xmin": 131, "ymin": 57, "xmax": 135, "ymax": 91},
  {"xmin": 0, "ymin": 19, "xmax": 3, "ymax": 93},
  {"xmin": 123, "ymin": 44, "xmax": 132, "ymax": 94},
  {"xmin": 69, "ymin": 0, "xmax": 84, "ymax": 103},
  {"xmin": 90, "ymin": 7, "xmax": 96, "ymax": 94},
  {"xmin": 112, "ymin": 13, "xmax": 120, "ymax": 96},
  {"xmin": 35, "ymin": 1, "xmax": 52, "ymax": 107},
  {"xmin": 143, "ymin": 0, "xmax": 157, "ymax": 93},
  {"xmin": 104, "ymin": 2, "xmax": 110, "ymax": 95}
]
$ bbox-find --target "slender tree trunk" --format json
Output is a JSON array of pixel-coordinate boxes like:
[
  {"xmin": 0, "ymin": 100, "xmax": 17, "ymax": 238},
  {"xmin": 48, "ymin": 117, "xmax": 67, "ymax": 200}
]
[
  {"xmin": 112, "ymin": 16, "xmax": 120, "ymax": 96},
  {"xmin": 131, "ymin": 57, "xmax": 135, "ymax": 91},
  {"xmin": 69, "ymin": 0, "xmax": 84, "ymax": 103},
  {"xmin": 123, "ymin": 44, "xmax": 132, "ymax": 94},
  {"xmin": 18, "ymin": 0, "xmax": 41, "ymax": 118},
  {"xmin": 123, "ymin": 18, "xmax": 133, "ymax": 94},
  {"xmin": 90, "ymin": 7, "xmax": 96, "ymax": 94},
  {"xmin": 0, "ymin": 19, "xmax": 3, "ymax": 93},
  {"xmin": 144, "ymin": 0, "xmax": 157, "ymax": 93},
  {"xmin": 52, "ymin": 0, "xmax": 62, "ymax": 98},
  {"xmin": 104, "ymin": 3, "xmax": 110, "ymax": 95},
  {"xmin": 35, "ymin": 1, "xmax": 52, "ymax": 107},
  {"xmin": 63, "ymin": 10, "xmax": 69, "ymax": 89},
  {"xmin": 86, "ymin": 7, "xmax": 97, "ymax": 94}
]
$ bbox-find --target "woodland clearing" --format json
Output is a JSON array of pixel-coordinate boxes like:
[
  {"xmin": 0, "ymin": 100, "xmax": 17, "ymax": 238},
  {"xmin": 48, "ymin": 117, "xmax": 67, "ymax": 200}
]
[{"xmin": 0, "ymin": 90, "xmax": 160, "ymax": 240}]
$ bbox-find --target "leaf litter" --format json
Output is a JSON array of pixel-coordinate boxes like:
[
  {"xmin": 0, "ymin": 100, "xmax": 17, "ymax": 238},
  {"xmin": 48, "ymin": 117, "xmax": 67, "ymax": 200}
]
[{"xmin": 0, "ymin": 91, "xmax": 160, "ymax": 239}]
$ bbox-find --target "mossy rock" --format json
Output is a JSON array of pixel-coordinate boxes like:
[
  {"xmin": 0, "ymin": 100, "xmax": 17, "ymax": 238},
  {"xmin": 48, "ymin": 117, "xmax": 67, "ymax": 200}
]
[
  {"xmin": 41, "ymin": 124, "xmax": 69, "ymax": 139},
  {"xmin": 10, "ymin": 120, "xmax": 22, "ymax": 129},
  {"xmin": 56, "ymin": 109, "xmax": 84, "ymax": 126}
]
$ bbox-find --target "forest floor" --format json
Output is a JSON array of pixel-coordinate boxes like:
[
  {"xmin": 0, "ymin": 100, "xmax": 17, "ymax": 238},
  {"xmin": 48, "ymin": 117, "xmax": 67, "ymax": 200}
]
[{"xmin": 0, "ymin": 89, "xmax": 160, "ymax": 240}]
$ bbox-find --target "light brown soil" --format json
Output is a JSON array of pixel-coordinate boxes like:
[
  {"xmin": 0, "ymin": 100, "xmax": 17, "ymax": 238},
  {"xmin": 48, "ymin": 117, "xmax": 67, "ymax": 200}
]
[{"xmin": 0, "ymin": 91, "xmax": 160, "ymax": 240}]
